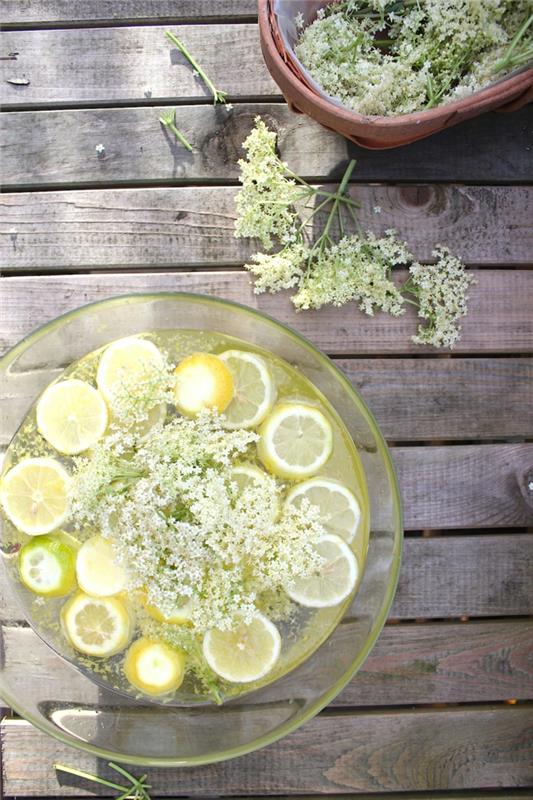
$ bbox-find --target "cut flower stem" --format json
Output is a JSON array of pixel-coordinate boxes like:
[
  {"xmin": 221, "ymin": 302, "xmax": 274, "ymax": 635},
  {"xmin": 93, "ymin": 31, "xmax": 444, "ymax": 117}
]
[{"xmin": 165, "ymin": 30, "xmax": 228, "ymax": 104}]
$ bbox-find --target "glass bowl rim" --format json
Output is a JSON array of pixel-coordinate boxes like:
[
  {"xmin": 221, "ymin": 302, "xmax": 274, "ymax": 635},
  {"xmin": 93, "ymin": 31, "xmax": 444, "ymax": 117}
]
[{"xmin": 0, "ymin": 291, "xmax": 403, "ymax": 767}]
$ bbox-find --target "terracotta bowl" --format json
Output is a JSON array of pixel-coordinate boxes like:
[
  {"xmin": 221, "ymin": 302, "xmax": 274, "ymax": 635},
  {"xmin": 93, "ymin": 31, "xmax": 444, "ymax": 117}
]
[{"xmin": 258, "ymin": 0, "xmax": 533, "ymax": 149}]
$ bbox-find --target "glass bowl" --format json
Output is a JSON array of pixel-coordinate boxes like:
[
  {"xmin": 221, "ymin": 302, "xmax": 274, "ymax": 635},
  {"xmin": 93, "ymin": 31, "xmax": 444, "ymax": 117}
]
[{"xmin": 0, "ymin": 293, "xmax": 402, "ymax": 766}]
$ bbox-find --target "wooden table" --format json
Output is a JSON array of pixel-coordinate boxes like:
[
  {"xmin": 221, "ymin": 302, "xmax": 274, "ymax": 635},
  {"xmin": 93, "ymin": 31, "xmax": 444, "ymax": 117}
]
[{"xmin": 1, "ymin": 2, "xmax": 533, "ymax": 797}]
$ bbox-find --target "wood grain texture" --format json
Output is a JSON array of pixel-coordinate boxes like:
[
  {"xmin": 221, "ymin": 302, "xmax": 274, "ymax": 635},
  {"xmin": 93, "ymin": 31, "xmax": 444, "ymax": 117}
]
[
  {"xmin": 340, "ymin": 358, "xmax": 533, "ymax": 441},
  {"xmin": 2, "ymin": 535, "xmax": 531, "ymax": 622},
  {"xmin": 1, "ymin": 0, "xmax": 257, "ymax": 25},
  {"xmin": 1, "ymin": 185, "xmax": 531, "ymax": 268},
  {"xmin": 4, "ymin": 620, "xmax": 532, "ymax": 708},
  {"xmin": 2, "ymin": 707, "xmax": 532, "ymax": 794},
  {"xmin": 2, "ymin": 356, "xmax": 531, "ymax": 445},
  {"xmin": 1, "ymin": 270, "xmax": 532, "ymax": 355},
  {"xmin": 0, "ymin": 25, "xmax": 277, "ymax": 106},
  {"xmin": 1, "ymin": 105, "xmax": 532, "ymax": 186}
]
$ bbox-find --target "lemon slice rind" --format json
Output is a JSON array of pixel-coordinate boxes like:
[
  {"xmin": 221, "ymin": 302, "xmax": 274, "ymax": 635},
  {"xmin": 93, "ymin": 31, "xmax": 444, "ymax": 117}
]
[
  {"xmin": 258, "ymin": 403, "xmax": 333, "ymax": 480},
  {"xmin": 61, "ymin": 592, "xmax": 132, "ymax": 657},
  {"xmin": 124, "ymin": 638, "xmax": 185, "ymax": 695},
  {"xmin": 286, "ymin": 533, "xmax": 358, "ymax": 608},
  {"xmin": 36, "ymin": 379, "xmax": 108, "ymax": 455},
  {"xmin": 286, "ymin": 477, "xmax": 361, "ymax": 543},
  {"xmin": 76, "ymin": 535, "xmax": 127, "ymax": 597},
  {"xmin": 219, "ymin": 350, "xmax": 275, "ymax": 429},
  {"xmin": 0, "ymin": 457, "xmax": 71, "ymax": 536},
  {"xmin": 202, "ymin": 612, "xmax": 281, "ymax": 684}
]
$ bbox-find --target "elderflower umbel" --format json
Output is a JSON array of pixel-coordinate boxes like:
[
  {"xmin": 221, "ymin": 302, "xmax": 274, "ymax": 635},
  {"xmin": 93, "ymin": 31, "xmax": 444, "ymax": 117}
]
[
  {"xmin": 408, "ymin": 246, "xmax": 476, "ymax": 348},
  {"xmin": 70, "ymin": 411, "xmax": 326, "ymax": 633},
  {"xmin": 234, "ymin": 117, "xmax": 303, "ymax": 250},
  {"xmin": 245, "ymin": 242, "xmax": 308, "ymax": 294},
  {"xmin": 292, "ymin": 231, "xmax": 409, "ymax": 316}
]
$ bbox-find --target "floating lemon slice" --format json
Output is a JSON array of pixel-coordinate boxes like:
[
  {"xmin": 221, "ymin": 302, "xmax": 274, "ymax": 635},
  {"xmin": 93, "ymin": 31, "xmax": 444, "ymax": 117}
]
[
  {"xmin": 144, "ymin": 595, "xmax": 194, "ymax": 625},
  {"xmin": 97, "ymin": 336, "xmax": 164, "ymax": 405},
  {"xmin": 203, "ymin": 612, "xmax": 281, "ymax": 683},
  {"xmin": 0, "ymin": 457, "xmax": 70, "ymax": 536},
  {"xmin": 124, "ymin": 637, "xmax": 186, "ymax": 695},
  {"xmin": 286, "ymin": 477, "xmax": 361, "ymax": 543},
  {"xmin": 174, "ymin": 352, "xmax": 234, "ymax": 416},
  {"xmin": 286, "ymin": 533, "xmax": 358, "ymax": 608},
  {"xmin": 61, "ymin": 591, "xmax": 132, "ymax": 657},
  {"xmin": 76, "ymin": 535, "xmax": 127, "ymax": 597},
  {"xmin": 257, "ymin": 403, "xmax": 333, "ymax": 480},
  {"xmin": 19, "ymin": 534, "xmax": 76, "ymax": 597},
  {"xmin": 36, "ymin": 379, "xmax": 108, "ymax": 455},
  {"xmin": 218, "ymin": 350, "xmax": 275, "ymax": 429}
]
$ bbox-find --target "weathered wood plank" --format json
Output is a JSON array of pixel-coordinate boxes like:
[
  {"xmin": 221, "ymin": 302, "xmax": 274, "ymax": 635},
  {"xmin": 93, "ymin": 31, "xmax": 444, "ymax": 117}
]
[
  {"xmin": 3, "ymin": 707, "xmax": 532, "ymax": 794},
  {"xmin": 4, "ymin": 620, "xmax": 532, "ymax": 708},
  {"xmin": 341, "ymin": 358, "xmax": 533, "ymax": 442},
  {"xmin": 0, "ymin": 270, "xmax": 532, "ymax": 355},
  {"xmin": 2, "ymin": 356, "xmax": 531, "ymax": 445},
  {"xmin": 1, "ymin": 0, "xmax": 257, "ymax": 26},
  {"xmin": 1, "ymin": 105, "xmax": 532, "ymax": 186},
  {"xmin": 0, "ymin": 25, "xmax": 277, "ymax": 106},
  {"xmin": 2, "ymin": 535, "xmax": 531, "ymax": 621},
  {"xmin": 1, "ymin": 186, "xmax": 531, "ymax": 268}
]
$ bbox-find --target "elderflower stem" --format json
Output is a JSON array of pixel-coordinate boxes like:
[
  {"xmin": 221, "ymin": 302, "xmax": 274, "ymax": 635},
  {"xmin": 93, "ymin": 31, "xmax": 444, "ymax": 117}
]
[
  {"xmin": 54, "ymin": 764, "xmax": 130, "ymax": 793},
  {"xmin": 159, "ymin": 110, "xmax": 193, "ymax": 151},
  {"xmin": 165, "ymin": 30, "xmax": 228, "ymax": 104},
  {"xmin": 494, "ymin": 12, "xmax": 533, "ymax": 73}
]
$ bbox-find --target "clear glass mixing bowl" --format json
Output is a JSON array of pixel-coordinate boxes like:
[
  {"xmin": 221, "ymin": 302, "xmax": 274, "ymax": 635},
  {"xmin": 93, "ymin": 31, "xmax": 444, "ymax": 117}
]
[{"xmin": 0, "ymin": 293, "xmax": 402, "ymax": 766}]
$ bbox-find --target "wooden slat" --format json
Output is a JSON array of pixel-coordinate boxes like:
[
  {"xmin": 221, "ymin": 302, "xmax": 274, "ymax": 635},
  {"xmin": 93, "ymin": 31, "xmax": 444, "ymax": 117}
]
[
  {"xmin": 1, "ymin": 270, "xmax": 532, "ymax": 356},
  {"xmin": 0, "ymin": 25, "xmax": 277, "ymax": 106},
  {"xmin": 2, "ymin": 357, "xmax": 531, "ymax": 444},
  {"xmin": 5, "ymin": 620, "xmax": 532, "ymax": 708},
  {"xmin": 1, "ymin": 105, "xmax": 532, "ymax": 186},
  {"xmin": 3, "ymin": 706, "xmax": 532, "ymax": 794},
  {"xmin": 1, "ymin": 186, "xmax": 531, "ymax": 268},
  {"xmin": 341, "ymin": 358, "xmax": 533, "ymax": 442},
  {"xmin": 1, "ymin": 1, "xmax": 258, "ymax": 26},
  {"xmin": 2, "ymin": 535, "xmax": 531, "ymax": 621}
]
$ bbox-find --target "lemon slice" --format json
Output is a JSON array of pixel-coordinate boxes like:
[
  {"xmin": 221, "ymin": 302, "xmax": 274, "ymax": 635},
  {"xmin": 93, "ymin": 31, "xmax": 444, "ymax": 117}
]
[
  {"xmin": 61, "ymin": 591, "xmax": 132, "ymax": 657},
  {"xmin": 76, "ymin": 535, "xmax": 127, "ymax": 597},
  {"xmin": 174, "ymin": 352, "xmax": 234, "ymax": 416},
  {"xmin": 286, "ymin": 477, "xmax": 361, "ymax": 543},
  {"xmin": 257, "ymin": 403, "xmax": 333, "ymax": 480},
  {"xmin": 203, "ymin": 612, "xmax": 281, "ymax": 683},
  {"xmin": 97, "ymin": 336, "xmax": 164, "ymax": 405},
  {"xmin": 145, "ymin": 596, "xmax": 194, "ymax": 625},
  {"xmin": 124, "ymin": 637, "xmax": 186, "ymax": 695},
  {"xmin": 19, "ymin": 534, "xmax": 76, "ymax": 597},
  {"xmin": 0, "ymin": 457, "xmax": 70, "ymax": 536},
  {"xmin": 218, "ymin": 350, "xmax": 275, "ymax": 429},
  {"xmin": 286, "ymin": 533, "xmax": 358, "ymax": 608},
  {"xmin": 36, "ymin": 379, "xmax": 108, "ymax": 455}
]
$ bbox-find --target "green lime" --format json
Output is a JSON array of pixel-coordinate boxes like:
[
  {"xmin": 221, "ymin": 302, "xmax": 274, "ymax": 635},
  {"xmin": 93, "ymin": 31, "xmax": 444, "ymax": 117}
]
[{"xmin": 19, "ymin": 534, "xmax": 77, "ymax": 597}]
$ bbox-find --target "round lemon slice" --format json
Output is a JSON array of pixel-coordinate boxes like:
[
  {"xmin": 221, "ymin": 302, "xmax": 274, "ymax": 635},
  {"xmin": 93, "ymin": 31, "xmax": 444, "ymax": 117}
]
[
  {"xmin": 203, "ymin": 612, "xmax": 281, "ymax": 683},
  {"xmin": 0, "ymin": 457, "xmax": 70, "ymax": 536},
  {"xmin": 76, "ymin": 535, "xmax": 127, "ymax": 597},
  {"xmin": 19, "ymin": 534, "xmax": 76, "ymax": 597},
  {"xmin": 257, "ymin": 403, "xmax": 333, "ymax": 480},
  {"xmin": 124, "ymin": 638, "xmax": 186, "ymax": 695},
  {"xmin": 174, "ymin": 353, "xmax": 234, "ymax": 416},
  {"xmin": 145, "ymin": 596, "xmax": 194, "ymax": 625},
  {"xmin": 286, "ymin": 477, "xmax": 361, "ymax": 543},
  {"xmin": 287, "ymin": 533, "xmax": 358, "ymax": 608},
  {"xmin": 61, "ymin": 591, "xmax": 132, "ymax": 657},
  {"xmin": 36, "ymin": 379, "xmax": 108, "ymax": 455},
  {"xmin": 97, "ymin": 336, "xmax": 164, "ymax": 405},
  {"xmin": 218, "ymin": 350, "xmax": 275, "ymax": 429}
]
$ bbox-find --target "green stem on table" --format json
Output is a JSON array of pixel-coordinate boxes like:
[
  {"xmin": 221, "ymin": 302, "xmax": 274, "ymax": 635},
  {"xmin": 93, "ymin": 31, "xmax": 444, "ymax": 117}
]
[
  {"xmin": 494, "ymin": 12, "xmax": 533, "ymax": 73},
  {"xmin": 284, "ymin": 165, "xmax": 361, "ymax": 208},
  {"xmin": 165, "ymin": 30, "xmax": 228, "ymax": 104},
  {"xmin": 159, "ymin": 109, "xmax": 193, "ymax": 151},
  {"xmin": 54, "ymin": 764, "xmax": 130, "ymax": 793}
]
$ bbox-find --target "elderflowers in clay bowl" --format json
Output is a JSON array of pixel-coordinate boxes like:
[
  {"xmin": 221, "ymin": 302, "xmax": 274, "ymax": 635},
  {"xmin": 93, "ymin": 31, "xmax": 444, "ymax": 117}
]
[{"xmin": 259, "ymin": 0, "xmax": 533, "ymax": 148}]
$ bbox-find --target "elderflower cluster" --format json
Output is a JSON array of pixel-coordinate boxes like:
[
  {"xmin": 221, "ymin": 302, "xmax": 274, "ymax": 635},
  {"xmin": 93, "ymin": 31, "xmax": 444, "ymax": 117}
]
[
  {"xmin": 234, "ymin": 117, "xmax": 302, "ymax": 249},
  {"xmin": 70, "ymin": 412, "xmax": 326, "ymax": 633},
  {"xmin": 292, "ymin": 231, "xmax": 409, "ymax": 316},
  {"xmin": 245, "ymin": 242, "xmax": 308, "ymax": 293},
  {"xmin": 108, "ymin": 358, "xmax": 175, "ymax": 424},
  {"xmin": 295, "ymin": 0, "xmax": 530, "ymax": 116},
  {"xmin": 409, "ymin": 246, "xmax": 476, "ymax": 348}
]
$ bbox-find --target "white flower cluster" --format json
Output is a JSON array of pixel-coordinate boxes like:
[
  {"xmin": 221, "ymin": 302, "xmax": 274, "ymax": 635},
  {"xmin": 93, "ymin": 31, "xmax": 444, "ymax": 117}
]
[
  {"xmin": 295, "ymin": 0, "xmax": 531, "ymax": 115},
  {"xmin": 245, "ymin": 242, "xmax": 308, "ymax": 294},
  {"xmin": 292, "ymin": 231, "xmax": 410, "ymax": 316},
  {"xmin": 70, "ymin": 412, "xmax": 325, "ymax": 633},
  {"xmin": 234, "ymin": 117, "xmax": 303, "ymax": 249},
  {"xmin": 409, "ymin": 246, "xmax": 477, "ymax": 348}
]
